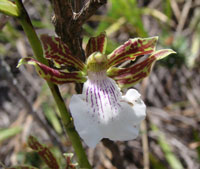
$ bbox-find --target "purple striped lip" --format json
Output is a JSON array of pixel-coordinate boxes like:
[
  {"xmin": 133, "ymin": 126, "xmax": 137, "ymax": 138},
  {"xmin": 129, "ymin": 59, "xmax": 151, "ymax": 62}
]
[{"xmin": 84, "ymin": 71, "xmax": 122, "ymax": 123}]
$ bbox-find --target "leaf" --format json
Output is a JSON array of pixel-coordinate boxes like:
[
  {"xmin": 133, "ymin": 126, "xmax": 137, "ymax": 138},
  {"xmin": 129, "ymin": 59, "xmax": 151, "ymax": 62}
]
[
  {"xmin": 193, "ymin": 130, "xmax": 200, "ymax": 161},
  {"xmin": 0, "ymin": 126, "xmax": 22, "ymax": 142},
  {"xmin": 151, "ymin": 125, "xmax": 184, "ymax": 169},
  {"xmin": 0, "ymin": 0, "xmax": 19, "ymax": 17},
  {"xmin": 40, "ymin": 34, "xmax": 85, "ymax": 71},
  {"xmin": 27, "ymin": 136, "xmax": 60, "ymax": 169},
  {"xmin": 17, "ymin": 57, "xmax": 86, "ymax": 84},
  {"xmin": 105, "ymin": 17, "xmax": 126, "ymax": 36},
  {"xmin": 85, "ymin": 32, "xmax": 107, "ymax": 57},
  {"xmin": 149, "ymin": 153, "xmax": 168, "ymax": 169},
  {"xmin": 43, "ymin": 103, "xmax": 62, "ymax": 134},
  {"xmin": 6, "ymin": 165, "xmax": 39, "ymax": 169},
  {"xmin": 108, "ymin": 49, "xmax": 176, "ymax": 88},
  {"xmin": 107, "ymin": 36, "xmax": 158, "ymax": 67}
]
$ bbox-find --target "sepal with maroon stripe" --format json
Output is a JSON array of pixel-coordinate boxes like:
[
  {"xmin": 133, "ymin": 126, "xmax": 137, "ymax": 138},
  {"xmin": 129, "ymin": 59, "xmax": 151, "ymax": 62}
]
[
  {"xmin": 17, "ymin": 57, "xmax": 86, "ymax": 84},
  {"xmin": 107, "ymin": 36, "xmax": 158, "ymax": 67},
  {"xmin": 107, "ymin": 49, "xmax": 176, "ymax": 88},
  {"xmin": 85, "ymin": 32, "xmax": 107, "ymax": 57},
  {"xmin": 40, "ymin": 34, "xmax": 85, "ymax": 71}
]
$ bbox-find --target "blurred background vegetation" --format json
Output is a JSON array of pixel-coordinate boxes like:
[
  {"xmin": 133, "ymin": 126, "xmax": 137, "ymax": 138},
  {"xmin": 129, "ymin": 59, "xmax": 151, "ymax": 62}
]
[{"xmin": 0, "ymin": 0, "xmax": 200, "ymax": 169}]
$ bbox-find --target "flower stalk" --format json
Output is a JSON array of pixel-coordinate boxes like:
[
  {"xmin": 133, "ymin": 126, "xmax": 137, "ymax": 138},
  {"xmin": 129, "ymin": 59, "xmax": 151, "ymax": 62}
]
[{"xmin": 14, "ymin": 0, "xmax": 92, "ymax": 168}]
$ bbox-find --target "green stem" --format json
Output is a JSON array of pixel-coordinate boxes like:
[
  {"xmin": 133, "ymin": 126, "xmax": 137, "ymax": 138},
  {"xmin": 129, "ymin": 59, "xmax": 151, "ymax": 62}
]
[
  {"xmin": 15, "ymin": 0, "xmax": 92, "ymax": 168},
  {"xmin": 47, "ymin": 83, "xmax": 91, "ymax": 168}
]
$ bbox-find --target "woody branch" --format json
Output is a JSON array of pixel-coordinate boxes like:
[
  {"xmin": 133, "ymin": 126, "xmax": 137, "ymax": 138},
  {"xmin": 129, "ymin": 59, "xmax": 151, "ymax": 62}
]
[{"xmin": 50, "ymin": 0, "xmax": 107, "ymax": 61}]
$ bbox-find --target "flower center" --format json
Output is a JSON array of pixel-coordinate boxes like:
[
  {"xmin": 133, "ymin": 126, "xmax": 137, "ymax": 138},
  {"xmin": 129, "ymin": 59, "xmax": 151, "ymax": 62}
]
[
  {"xmin": 83, "ymin": 71, "xmax": 122, "ymax": 123},
  {"xmin": 86, "ymin": 52, "xmax": 108, "ymax": 72}
]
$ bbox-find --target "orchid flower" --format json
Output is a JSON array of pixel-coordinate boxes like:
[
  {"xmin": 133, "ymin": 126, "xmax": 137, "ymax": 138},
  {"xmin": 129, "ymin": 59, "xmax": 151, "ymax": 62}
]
[{"xmin": 18, "ymin": 32, "xmax": 175, "ymax": 148}]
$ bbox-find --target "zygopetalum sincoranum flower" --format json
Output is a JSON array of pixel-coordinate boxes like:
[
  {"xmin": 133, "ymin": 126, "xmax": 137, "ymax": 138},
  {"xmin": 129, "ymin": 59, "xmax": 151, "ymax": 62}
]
[{"xmin": 18, "ymin": 32, "xmax": 175, "ymax": 148}]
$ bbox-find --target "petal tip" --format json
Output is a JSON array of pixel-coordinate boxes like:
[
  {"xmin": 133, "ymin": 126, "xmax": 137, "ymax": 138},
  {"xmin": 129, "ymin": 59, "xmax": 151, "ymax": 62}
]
[
  {"xmin": 17, "ymin": 59, "xmax": 23, "ymax": 68},
  {"xmin": 151, "ymin": 36, "xmax": 159, "ymax": 46},
  {"xmin": 157, "ymin": 49, "xmax": 176, "ymax": 60},
  {"xmin": 17, "ymin": 57, "xmax": 30, "ymax": 68}
]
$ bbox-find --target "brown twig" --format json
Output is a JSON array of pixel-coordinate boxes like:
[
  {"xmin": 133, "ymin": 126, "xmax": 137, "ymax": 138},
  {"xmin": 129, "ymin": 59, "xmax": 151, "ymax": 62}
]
[
  {"xmin": 50, "ymin": 0, "xmax": 107, "ymax": 61},
  {"xmin": 74, "ymin": 0, "xmax": 107, "ymax": 26},
  {"xmin": 72, "ymin": 0, "xmax": 84, "ymax": 12}
]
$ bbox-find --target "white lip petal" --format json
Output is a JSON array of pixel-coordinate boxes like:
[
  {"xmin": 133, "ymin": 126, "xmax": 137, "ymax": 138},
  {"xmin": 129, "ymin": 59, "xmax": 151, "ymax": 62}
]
[
  {"xmin": 123, "ymin": 88, "xmax": 141, "ymax": 101},
  {"xmin": 69, "ymin": 71, "xmax": 146, "ymax": 148},
  {"xmin": 121, "ymin": 89, "xmax": 146, "ymax": 125},
  {"xmin": 69, "ymin": 94, "xmax": 102, "ymax": 148},
  {"xmin": 101, "ymin": 117, "xmax": 140, "ymax": 141}
]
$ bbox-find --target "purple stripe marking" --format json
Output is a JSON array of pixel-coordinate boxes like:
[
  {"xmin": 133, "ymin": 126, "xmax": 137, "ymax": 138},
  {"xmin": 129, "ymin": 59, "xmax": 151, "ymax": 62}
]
[
  {"xmin": 100, "ymin": 82, "xmax": 106, "ymax": 99},
  {"xmin": 90, "ymin": 85, "xmax": 94, "ymax": 109},
  {"xmin": 110, "ymin": 85, "xmax": 117, "ymax": 102},
  {"xmin": 103, "ymin": 80, "xmax": 112, "ymax": 111},
  {"xmin": 109, "ymin": 82, "xmax": 122, "ymax": 108},
  {"xmin": 94, "ymin": 82, "xmax": 99, "ymax": 115},
  {"xmin": 86, "ymin": 86, "xmax": 89, "ymax": 102},
  {"xmin": 109, "ymin": 88, "xmax": 117, "ymax": 112},
  {"xmin": 97, "ymin": 81, "xmax": 104, "ymax": 116}
]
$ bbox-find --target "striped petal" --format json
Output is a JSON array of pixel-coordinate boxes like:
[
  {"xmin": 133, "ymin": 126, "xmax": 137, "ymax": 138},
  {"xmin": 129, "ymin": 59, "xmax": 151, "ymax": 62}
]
[
  {"xmin": 40, "ymin": 34, "xmax": 85, "ymax": 71},
  {"xmin": 17, "ymin": 57, "xmax": 86, "ymax": 84},
  {"xmin": 85, "ymin": 32, "xmax": 107, "ymax": 57},
  {"xmin": 107, "ymin": 49, "xmax": 176, "ymax": 88},
  {"xmin": 107, "ymin": 37, "xmax": 158, "ymax": 67}
]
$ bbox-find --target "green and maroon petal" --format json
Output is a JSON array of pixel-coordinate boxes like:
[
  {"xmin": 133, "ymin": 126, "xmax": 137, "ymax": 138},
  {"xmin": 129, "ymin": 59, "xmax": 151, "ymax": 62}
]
[
  {"xmin": 28, "ymin": 136, "xmax": 60, "ymax": 169},
  {"xmin": 6, "ymin": 165, "xmax": 39, "ymax": 169},
  {"xmin": 107, "ymin": 36, "xmax": 158, "ymax": 67},
  {"xmin": 85, "ymin": 32, "xmax": 107, "ymax": 57},
  {"xmin": 40, "ymin": 34, "xmax": 85, "ymax": 71},
  {"xmin": 17, "ymin": 57, "xmax": 86, "ymax": 84},
  {"xmin": 107, "ymin": 49, "xmax": 176, "ymax": 88}
]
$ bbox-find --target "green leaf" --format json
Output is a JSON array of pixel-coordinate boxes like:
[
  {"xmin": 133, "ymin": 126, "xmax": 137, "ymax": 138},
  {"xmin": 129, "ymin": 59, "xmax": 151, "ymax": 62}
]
[
  {"xmin": 17, "ymin": 57, "xmax": 86, "ymax": 84},
  {"xmin": 28, "ymin": 136, "xmax": 61, "ymax": 169},
  {"xmin": 193, "ymin": 130, "xmax": 200, "ymax": 161},
  {"xmin": 43, "ymin": 103, "xmax": 62, "ymax": 134},
  {"xmin": 0, "ymin": 0, "xmax": 19, "ymax": 17},
  {"xmin": 151, "ymin": 125, "xmax": 184, "ymax": 169},
  {"xmin": 149, "ymin": 153, "xmax": 168, "ymax": 169},
  {"xmin": 0, "ymin": 126, "xmax": 22, "ymax": 142}
]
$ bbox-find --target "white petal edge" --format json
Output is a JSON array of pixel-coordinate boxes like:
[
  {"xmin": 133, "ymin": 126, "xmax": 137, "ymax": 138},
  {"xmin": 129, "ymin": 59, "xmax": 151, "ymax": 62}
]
[
  {"xmin": 69, "ymin": 94, "xmax": 102, "ymax": 148},
  {"xmin": 121, "ymin": 89, "xmax": 146, "ymax": 124}
]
